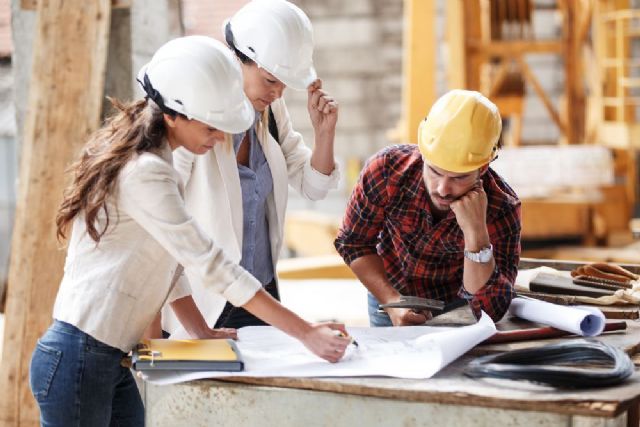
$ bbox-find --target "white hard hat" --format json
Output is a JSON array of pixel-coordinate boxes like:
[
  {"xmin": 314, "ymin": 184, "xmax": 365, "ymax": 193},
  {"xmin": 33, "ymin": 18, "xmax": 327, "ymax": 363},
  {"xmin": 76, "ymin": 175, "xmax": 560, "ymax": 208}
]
[
  {"xmin": 225, "ymin": 0, "xmax": 317, "ymax": 90},
  {"xmin": 137, "ymin": 36, "xmax": 254, "ymax": 134}
]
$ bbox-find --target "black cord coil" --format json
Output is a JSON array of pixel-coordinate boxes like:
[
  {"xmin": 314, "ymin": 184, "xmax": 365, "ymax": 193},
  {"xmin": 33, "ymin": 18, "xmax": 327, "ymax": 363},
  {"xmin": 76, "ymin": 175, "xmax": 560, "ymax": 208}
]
[{"xmin": 465, "ymin": 341, "xmax": 634, "ymax": 388}]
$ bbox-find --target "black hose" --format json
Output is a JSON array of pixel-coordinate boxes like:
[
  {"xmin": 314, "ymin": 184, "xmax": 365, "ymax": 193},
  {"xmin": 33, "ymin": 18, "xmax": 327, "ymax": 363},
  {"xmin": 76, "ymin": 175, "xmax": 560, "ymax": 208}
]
[{"xmin": 464, "ymin": 341, "xmax": 634, "ymax": 388}]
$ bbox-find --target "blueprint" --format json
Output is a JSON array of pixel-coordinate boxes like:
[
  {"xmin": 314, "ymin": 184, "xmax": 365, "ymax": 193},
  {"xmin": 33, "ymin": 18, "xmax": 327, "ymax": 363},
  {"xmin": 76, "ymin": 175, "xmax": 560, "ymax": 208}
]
[{"xmin": 141, "ymin": 311, "xmax": 496, "ymax": 385}]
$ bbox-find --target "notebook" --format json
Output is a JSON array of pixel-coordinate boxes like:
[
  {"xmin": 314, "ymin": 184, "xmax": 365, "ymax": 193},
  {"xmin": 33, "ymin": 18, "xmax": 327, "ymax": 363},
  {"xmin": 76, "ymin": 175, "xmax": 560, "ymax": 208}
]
[
  {"xmin": 132, "ymin": 339, "xmax": 244, "ymax": 372},
  {"xmin": 529, "ymin": 273, "xmax": 614, "ymax": 298}
]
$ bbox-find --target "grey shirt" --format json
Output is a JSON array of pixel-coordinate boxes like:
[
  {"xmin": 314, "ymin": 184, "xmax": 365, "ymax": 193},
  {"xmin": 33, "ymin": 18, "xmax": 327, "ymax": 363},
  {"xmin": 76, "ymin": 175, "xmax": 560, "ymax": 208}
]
[{"xmin": 233, "ymin": 118, "xmax": 275, "ymax": 286}]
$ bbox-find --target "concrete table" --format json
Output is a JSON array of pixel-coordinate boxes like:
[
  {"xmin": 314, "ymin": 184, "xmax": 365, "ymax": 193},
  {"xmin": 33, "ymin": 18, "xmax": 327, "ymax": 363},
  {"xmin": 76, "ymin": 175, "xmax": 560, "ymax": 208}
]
[{"xmin": 145, "ymin": 259, "xmax": 640, "ymax": 426}]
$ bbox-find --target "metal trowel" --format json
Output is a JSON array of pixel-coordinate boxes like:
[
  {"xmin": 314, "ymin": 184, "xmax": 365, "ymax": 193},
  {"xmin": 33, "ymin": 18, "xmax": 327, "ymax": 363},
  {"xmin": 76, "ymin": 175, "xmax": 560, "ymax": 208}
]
[{"xmin": 379, "ymin": 297, "xmax": 478, "ymax": 326}]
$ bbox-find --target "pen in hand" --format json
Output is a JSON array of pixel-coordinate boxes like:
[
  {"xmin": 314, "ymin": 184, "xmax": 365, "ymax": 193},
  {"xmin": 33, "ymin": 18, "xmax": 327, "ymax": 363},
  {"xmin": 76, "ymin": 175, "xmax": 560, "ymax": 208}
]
[{"xmin": 336, "ymin": 331, "xmax": 359, "ymax": 348}]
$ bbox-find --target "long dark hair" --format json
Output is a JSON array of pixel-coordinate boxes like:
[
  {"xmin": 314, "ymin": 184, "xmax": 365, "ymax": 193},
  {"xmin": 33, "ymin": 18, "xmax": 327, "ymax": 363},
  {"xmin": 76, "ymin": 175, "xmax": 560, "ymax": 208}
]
[
  {"xmin": 225, "ymin": 22, "xmax": 254, "ymax": 65},
  {"xmin": 56, "ymin": 98, "xmax": 167, "ymax": 242}
]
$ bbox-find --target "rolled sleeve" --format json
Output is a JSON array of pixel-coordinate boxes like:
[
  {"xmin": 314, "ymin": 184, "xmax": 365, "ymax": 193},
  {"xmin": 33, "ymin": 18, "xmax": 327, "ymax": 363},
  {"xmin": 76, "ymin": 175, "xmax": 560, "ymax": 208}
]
[
  {"xmin": 119, "ymin": 157, "xmax": 262, "ymax": 307},
  {"xmin": 464, "ymin": 266, "xmax": 516, "ymax": 321},
  {"xmin": 464, "ymin": 204, "xmax": 521, "ymax": 321},
  {"xmin": 301, "ymin": 160, "xmax": 340, "ymax": 197},
  {"xmin": 221, "ymin": 274, "xmax": 262, "ymax": 307}
]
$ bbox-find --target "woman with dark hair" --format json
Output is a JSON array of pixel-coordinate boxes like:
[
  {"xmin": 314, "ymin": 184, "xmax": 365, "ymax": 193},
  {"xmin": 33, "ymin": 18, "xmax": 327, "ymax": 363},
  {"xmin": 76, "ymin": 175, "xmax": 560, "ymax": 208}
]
[
  {"xmin": 29, "ymin": 36, "xmax": 349, "ymax": 427},
  {"xmin": 162, "ymin": 0, "xmax": 341, "ymax": 335}
]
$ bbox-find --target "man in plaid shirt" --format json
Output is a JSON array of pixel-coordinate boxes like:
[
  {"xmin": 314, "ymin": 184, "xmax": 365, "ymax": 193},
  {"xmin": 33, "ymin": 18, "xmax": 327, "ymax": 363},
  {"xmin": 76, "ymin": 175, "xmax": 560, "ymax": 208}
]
[{"xmin": 334, "ymin": 90, "xmax": 521, "ymax": 326}]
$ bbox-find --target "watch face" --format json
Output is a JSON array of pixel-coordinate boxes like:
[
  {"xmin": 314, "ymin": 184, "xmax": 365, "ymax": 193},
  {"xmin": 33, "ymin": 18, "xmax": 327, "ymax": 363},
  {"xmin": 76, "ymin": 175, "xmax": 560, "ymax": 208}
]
[
  {"xmin": 479, "ymin": 247, "xmax": 492, "ymax": 263},
  {"xmin": 465, "ymin": 245, "xmax": 493, "ymax": 263}
]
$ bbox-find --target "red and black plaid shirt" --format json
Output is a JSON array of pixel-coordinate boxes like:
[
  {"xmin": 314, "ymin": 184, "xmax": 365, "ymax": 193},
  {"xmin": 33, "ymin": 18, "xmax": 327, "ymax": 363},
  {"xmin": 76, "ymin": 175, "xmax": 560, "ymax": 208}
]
[{"xmin": 334, "ymin": 145, "xmax": 521, "ymax": 321}]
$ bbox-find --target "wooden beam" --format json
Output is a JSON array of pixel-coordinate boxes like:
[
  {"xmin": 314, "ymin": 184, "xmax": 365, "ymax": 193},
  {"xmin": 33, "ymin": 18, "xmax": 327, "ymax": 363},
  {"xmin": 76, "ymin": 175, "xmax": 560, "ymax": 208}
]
[
  {"xmin": 0, "ymin": 1, "xmax": 111, "ymax": 426},
  {"xmin": 468, "ymin": 40, "xmax": 565, "ymax": 57},
  {"xmin": 487, "ymin": 60, "xmax": 510, "ymax": 98},
  {"xmin": 561, "ymin": 0, "xmax": 584, "ymax": 143},
  {"xmin": 517, "ymin": 56, "xmax": 567, "ymax": 136},
  {"xmin": 445, "ymin": 0, "xmax": 467, "ymax": 89},
  {"xmin": 19, "ymin": 0, "xmax": 37, "ymax": 9},
  {"xmin": 465, "ymin": 0, "xmax": 483, "ymax": 90},
  {"xmin": 284, "ymin": 211, "xmax": 341, "ymax": 258},
  {"xmin": 277, "ymin": 255, "xmax": 356, "ymax": 280},
  {"xmin": 21, "ymin": 0, "xmax": 130, "ymax": 10},
  {"xmin": 401, "ymin": 0, "xmax": 436, "ymax": 144}
]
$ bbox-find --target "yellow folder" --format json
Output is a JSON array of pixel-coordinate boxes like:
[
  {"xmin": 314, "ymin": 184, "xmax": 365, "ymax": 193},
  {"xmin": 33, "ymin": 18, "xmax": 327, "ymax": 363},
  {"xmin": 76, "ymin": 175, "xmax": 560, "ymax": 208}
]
[{"xmin": 132, "ymin": 339, "xmax": 243, "ymax": 372}]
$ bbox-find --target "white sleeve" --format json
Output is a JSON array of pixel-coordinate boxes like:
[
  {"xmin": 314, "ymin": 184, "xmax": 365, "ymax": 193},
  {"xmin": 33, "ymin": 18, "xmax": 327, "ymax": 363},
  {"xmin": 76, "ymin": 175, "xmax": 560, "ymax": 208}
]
[
  {"xmin": 118, "ymin": 157, "xmax": 261, "ymax": 306},
  {"xmin": 166, "ymin": 265, "xmax": 191, "ymax": 303},
  {"xmin": 272, "ymin": 98, "xmax": 341, "ymax": 200}
]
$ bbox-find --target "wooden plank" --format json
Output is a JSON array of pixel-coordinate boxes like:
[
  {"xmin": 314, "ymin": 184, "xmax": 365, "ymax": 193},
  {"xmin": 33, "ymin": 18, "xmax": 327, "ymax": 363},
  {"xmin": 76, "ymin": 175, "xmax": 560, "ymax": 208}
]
[
  {"xmin": 602, "ymin": 96, "xmax": 640, "ymax": 105},
  {"xmin": 475, "ymin": 319, "xmax": 640, "ymax": 356},
  {"xmin": 464, "ymin": 0, "xmax": 483, "ymax": 90},
  {"xmin": 21, "ymin": 0, "xmax": 130, "ymax": 9},
  {"xmin": 402, "ymin": 0, "xmax": 436, "ymax": 144},
  {"xmin": 284, "ymin": 210, "xmax": 341, "ymax": 258},
  {"xmin": 562, "ymin": 0, "xmax": 585, "ymax": 144},
  {"xmin": 468, "ymin": 40, "xmax": 565, "ymax": 57},
  {"xmin": 277, "ymin": 255, "xmax": 356, "ymax": 280},
  {"xmin": 517, "ymin": 56, "xmax": 568, "ymax": 136},
  {"xmin": 520, "ymin": 199, "xmax": 591, "ymax": 241},
  {"xmin": 0, "ymin": 1, "xmax": 111, "ymax": 426},
  {"xmin": 20, "ymin": 0, "xmax": 37, "ymax": 10},
  {"xmin": 519, "ymin": 256, "xmax": 640, "ymax": 273},
  {"xmin": 445, "ymin": 0, "xmax": 467, "ymax": 89},
  {"xmin": 600, "ymin": 8, "xmax": 640, "ymax": 21},
  {"xmin": 598, "ymin": 122, "xmax": 640, "ymax": 149}
]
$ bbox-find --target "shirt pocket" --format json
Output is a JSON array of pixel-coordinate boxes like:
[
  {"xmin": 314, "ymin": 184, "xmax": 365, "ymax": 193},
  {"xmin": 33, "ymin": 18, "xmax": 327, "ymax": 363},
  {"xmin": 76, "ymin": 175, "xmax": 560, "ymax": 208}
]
[{"xmin": 29, "ymin": 341, "xmax": 62, "ymax": 401}]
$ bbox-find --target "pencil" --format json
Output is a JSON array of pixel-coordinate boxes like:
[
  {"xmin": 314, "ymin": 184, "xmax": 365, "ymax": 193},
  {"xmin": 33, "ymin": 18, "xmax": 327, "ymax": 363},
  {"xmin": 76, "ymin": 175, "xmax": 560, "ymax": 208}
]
[{"xmin": 337, "ymin": 331, "xmax": 359, "ymax": 348}]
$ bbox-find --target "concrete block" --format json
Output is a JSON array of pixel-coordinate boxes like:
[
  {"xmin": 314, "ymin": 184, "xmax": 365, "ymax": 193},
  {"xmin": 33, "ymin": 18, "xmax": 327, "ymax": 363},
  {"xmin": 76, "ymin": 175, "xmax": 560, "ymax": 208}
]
[
  {"xmin": 377, "ymin": 45, "xmax": 403, "ymax": 68},
  {"xmin": 104, "ymin": 7, "xmax": 133, "ymax": 113},
  {"xmin": 313, "ymin": 18, "xmax": 378, "ymax": 48},
  {"xmin": 318, "ymin": 77, "xmax": 368, "ymax": 103},
  {"xmin": 0, "ymin": 64, "xmax": 15, "ymax": 138},
  {"xmin": 333, "ymin": 130, "xmax": 390, "ymax": 159},
  {"xmin": 314, "ymin": 48, "xmax": 384, "ymax": 75},
  {"xmin": 292, "ymin": 0, "xmax": 374, "ymax": 18},
  {"xmin": 521, "ymin": 117, "xmax": 561, "ymax": 142},
  {"xmin": 532, "ymin": 10, "xmax": 561, "ymax": 39},
  {"xmin": 371, "ymin": 0, "xmax": 403, "ymax": 17},
  {"xmin": 10, "ymin": 0, "xmax": 35, "ymax": 151},
  {"xmin": 378, "ymin": 17, "xmax": 403, "ymax": 42}
]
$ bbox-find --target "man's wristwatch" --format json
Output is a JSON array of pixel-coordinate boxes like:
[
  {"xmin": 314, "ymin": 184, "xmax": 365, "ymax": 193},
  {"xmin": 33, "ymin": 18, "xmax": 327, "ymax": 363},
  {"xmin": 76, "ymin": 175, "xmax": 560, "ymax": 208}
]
[{"xmin": 463, "ymin": 244, "xmax": 493, "ymax": 263}]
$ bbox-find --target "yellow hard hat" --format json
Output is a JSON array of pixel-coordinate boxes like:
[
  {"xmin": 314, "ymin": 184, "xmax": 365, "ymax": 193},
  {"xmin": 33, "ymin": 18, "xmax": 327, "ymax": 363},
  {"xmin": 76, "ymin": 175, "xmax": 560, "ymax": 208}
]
[{"xmin": 418, "ymin": 89, "xmax": 502, "ymax": 173}]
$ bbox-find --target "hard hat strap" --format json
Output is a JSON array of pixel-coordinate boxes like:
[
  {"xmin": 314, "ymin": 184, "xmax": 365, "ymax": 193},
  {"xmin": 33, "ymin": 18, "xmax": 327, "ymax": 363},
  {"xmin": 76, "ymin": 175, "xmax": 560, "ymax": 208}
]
[{"xmin": 137, "ymin": 73, "xmax": 176, "ymax": 116}]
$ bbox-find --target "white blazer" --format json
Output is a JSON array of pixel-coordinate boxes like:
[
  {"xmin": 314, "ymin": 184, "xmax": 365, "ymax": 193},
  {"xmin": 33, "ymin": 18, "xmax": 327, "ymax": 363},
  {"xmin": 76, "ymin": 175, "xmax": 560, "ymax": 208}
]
[
  {"xmin": 53, "ymin": 142, "xmax": 261, "ymax": 351},
  {"xmin": 162, "ymin": 98, "xmax": 339, "ymax": 336}
]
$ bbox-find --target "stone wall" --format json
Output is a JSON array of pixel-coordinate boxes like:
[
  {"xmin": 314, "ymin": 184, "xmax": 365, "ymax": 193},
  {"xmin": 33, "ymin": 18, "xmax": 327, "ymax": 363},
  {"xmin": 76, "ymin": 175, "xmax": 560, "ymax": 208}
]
[{"xmin": 286, "ymin": 0, "xmax": 403, "ymax": 164}]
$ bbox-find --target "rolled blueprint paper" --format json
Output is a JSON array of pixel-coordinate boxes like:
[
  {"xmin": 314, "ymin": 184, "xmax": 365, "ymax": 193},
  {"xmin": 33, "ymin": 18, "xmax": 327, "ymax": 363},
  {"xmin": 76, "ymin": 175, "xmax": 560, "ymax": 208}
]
[{"xmin": 508, "ymin": 297, "xmax": 605, "ymax": 337}]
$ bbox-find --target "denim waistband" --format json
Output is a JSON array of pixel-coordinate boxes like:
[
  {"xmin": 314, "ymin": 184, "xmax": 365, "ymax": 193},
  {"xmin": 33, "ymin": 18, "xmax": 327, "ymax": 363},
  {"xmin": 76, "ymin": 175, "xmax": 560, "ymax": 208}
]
[
  {"xmin": 50, "ymin": 320, "xmax": 124, "ymax": 354},
  {"xmin": 51, "ymin": 319, "xmax": 84, "ymax": 335}
]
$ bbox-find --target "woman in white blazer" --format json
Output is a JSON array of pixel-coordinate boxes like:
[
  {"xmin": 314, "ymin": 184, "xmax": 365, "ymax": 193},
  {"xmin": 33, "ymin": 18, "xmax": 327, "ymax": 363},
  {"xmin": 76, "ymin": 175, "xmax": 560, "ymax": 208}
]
[
  {"xmin": 162, "ymin": 0, "xmax": 341, "ymax": 335},
  {"xmin": 29, "ymin": 36, "xmax": 349, "ymax": 427}
]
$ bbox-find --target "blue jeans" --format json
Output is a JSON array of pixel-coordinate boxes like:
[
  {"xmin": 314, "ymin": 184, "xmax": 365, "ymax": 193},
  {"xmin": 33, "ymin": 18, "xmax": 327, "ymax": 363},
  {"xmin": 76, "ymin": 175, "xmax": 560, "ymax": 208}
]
[
  {"xmin": 367, "ymin": 293, "xmax": 393, "ymax": 327},
  {"xmin": 29, "ymin": 320, "xmax": 144, "ymax": 427}
]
